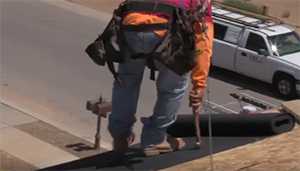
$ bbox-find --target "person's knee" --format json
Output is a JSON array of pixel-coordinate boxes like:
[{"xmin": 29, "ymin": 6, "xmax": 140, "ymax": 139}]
[
  {"xmin": 157, "ymin": 83, "xmax": 187, "ymax": 100},
  {"xmin": 116, "ymin": 72, "xmax": 143, "ymax": 87},
  {"xmin": 157, "ymin": 75, "xmax": 188, "ymax": 93}
]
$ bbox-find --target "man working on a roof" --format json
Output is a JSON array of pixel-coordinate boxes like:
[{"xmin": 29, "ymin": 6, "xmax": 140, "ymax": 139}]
[{"xmin": 107, "ymin": 0, "xmax": 214, "ymax": 156}]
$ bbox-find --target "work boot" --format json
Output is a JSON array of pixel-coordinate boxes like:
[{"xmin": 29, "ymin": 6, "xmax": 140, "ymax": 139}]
[
  {"xmin": 167, "ymin": 136, "xmax": 186, "ymax": 151},
  {"xmin": 113, "ymin": 133, "xmax": 135, "ymax": 154},
  {"xmin": 143, "ymin": 141, "xmax": 173, "ymax": 157}
]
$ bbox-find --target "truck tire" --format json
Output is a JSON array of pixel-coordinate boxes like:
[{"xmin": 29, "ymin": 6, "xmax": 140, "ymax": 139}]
[{"xmin": 273, "ymin": 74, "xmax": 296, "ymax": 99}]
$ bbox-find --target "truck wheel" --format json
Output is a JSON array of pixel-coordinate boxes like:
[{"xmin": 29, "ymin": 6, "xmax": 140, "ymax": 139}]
[{"xmin": 273, "ymin": 74, "xmax": 296, "ymax": 99}]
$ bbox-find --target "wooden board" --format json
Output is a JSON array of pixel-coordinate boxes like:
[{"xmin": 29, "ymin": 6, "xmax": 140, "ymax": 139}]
[{"xmin": 163, "ymin": 127, "xmax": 300, "ymax": 171}]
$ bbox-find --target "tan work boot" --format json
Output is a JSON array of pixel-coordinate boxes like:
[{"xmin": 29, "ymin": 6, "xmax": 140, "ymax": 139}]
[
  {"xmin": 167, "ymin": 136, "xmax": 186, "ymax": 151},
  {"xmin": 143, "ymin": 141, "xmax": 173, "ymax": 157}
]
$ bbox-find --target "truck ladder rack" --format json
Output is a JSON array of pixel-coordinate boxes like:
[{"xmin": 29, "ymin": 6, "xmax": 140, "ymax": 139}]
[{"xmin": 212, "ymin": 3, "xmax": 281, "ymax": 29}]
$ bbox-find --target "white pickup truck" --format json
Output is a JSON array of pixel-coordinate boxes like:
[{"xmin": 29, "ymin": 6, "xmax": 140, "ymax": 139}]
[{"xmin": 212, "ymin": 7, "xmax": 300, "ymax": 99}]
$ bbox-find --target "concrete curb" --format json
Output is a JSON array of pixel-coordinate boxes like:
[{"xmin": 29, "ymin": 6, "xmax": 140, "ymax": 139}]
[{"xmin": 0, "ymin": 96, "xmax": 112, "ymax": 151}]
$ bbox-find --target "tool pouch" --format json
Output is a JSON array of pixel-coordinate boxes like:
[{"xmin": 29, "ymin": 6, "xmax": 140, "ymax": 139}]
[{"xmin": 85, "ymin": 39, "xmax": 106, "ymax": 66}]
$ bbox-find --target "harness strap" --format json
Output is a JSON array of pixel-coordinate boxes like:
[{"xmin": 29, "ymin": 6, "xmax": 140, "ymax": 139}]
[
  {"xmin": 121, "ymin": 1, "xmax": 175, "ymax": 16},
  {"xmin": 150, "ymin": 69, "xmax": 156, "ymax": 80},
  {"xmin": 106, "ymin": 60, "xmax": 122, "ymax": 85},
  {"xmin": 121, "ymin": 23, "xmax": 170, "ymax": 32},
  {"xmin": 146, "ymin": 57, "xmax": 157, "ymax": 81}
]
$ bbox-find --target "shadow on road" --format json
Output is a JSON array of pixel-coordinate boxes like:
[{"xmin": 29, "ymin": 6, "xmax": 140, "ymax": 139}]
[{"xmin": 39, "ymin": 136, "xmax": 264, "ymax": 171}]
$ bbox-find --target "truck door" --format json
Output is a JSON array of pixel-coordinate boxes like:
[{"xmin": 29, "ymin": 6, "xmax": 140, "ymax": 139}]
[
  {"xmin": 235, "ymin": 31, "xmax": 271, "ymax": 81},
  {"xmin": 212, "ymin": 22, "xmax": 242, "ymax": 71}
]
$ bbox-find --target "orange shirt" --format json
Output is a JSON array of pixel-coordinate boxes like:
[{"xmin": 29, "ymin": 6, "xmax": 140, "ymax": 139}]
[
  {"xmin": 192, "ymin": 22, "xmax": 214, "ymax": 89},
  {"xmin": 123, "ymin": 13, "xmax": 214, "ymax": 88},
  {"xmin": 123, "ymin": 12, "xmax": 169, "ymax": 37}
]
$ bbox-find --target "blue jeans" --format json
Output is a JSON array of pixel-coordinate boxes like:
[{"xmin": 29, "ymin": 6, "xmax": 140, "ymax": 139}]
[{"xmin": 108, "ymin": 31, "xmax": 188, "ymax": 148}]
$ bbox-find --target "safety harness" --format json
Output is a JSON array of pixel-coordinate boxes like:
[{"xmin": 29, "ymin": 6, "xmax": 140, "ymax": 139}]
[{"xmin": 86, "ymin": 0, "xmax": 208, "ymax": 82}]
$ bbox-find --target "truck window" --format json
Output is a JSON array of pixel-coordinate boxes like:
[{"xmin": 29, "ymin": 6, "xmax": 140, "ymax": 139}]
[
  {"xmin": 246, "ymin": 33, "xmax": 268, "ymax": 52},
  {"xmin": 214, "ymin": 23, "xmax": 227, "ymax": 40},
  {"xmin": 224, "ymin": 26, "xmax": 242, "ymax": 44},
  {"xmin": 269, "ymin": 32, "xmax": 300, "ymax": 56}
]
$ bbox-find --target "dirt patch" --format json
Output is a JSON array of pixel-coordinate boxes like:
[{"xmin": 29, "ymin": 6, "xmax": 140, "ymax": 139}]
[{"xmin": 247, "ymin": 0, "xmax": 300, "ymax": 26}]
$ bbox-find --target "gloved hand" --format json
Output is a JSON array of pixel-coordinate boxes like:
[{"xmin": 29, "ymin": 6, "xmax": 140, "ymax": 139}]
[{"xmin": 189, "ymin": 88, "xmax": 205, "ymax": 114}]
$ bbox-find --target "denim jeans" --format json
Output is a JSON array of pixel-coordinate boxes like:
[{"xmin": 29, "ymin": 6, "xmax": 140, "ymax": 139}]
[{"xmin": 108, "ymin": 31, "xmax": 188, "ymax": 148}]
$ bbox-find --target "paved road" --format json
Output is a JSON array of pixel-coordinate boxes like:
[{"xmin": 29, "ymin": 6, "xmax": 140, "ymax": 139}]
[{"xmin": 1, "ymin": 0, "xmax": 284, "ymax": 153}]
